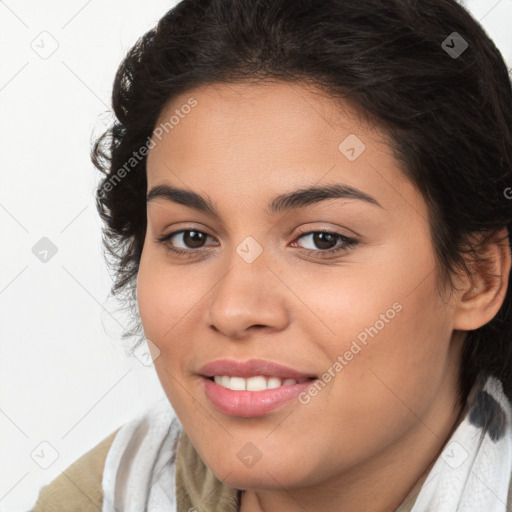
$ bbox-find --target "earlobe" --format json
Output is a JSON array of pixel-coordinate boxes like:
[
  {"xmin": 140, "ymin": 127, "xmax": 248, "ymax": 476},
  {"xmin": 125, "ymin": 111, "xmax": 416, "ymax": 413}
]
[{"xmin": 452, "ymin": 227, "xmax": 511, "ymax": 331}]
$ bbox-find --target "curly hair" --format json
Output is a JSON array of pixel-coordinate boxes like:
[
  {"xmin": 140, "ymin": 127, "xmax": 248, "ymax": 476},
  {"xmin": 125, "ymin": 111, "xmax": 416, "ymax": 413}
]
[{"xmin": 91, "ymin": 0, "xmax": 512, "ymax": 406}]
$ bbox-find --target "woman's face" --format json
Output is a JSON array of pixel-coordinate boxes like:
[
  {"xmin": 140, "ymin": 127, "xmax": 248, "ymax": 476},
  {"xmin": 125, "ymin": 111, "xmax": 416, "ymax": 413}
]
[{"xmin": 137, "ymin": 81, "xmax": 464, "ymax": 492}]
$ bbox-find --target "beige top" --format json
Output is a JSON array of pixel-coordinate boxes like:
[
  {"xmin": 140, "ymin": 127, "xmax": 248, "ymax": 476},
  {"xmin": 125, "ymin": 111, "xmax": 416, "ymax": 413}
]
[{"xmin": 32, "ymin": 426, "xmax": 512, "ymax": 511}]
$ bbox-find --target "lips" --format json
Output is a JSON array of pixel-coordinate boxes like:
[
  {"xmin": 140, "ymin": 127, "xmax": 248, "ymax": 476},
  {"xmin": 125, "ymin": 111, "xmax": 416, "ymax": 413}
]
[{"xmin": 198, "ymin": 359, "xmax": 318, "ymax": 417}]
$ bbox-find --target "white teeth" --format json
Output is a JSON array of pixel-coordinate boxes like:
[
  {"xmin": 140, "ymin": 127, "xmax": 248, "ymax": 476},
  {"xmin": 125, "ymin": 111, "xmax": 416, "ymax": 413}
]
[
  {"xmin": 246, "ymin": 376, "xmax": 268, "ymax": 391},
  {"xmin": 267, "ymin": 377, "xmax": 282, "ymax": 389},
  {"xmin": 229, "ymin": 377, "xmax": 246, "ymax": 391},
  {"xmin": 212, "ymin": 375, "xmax": 299, "ymax": 390}
]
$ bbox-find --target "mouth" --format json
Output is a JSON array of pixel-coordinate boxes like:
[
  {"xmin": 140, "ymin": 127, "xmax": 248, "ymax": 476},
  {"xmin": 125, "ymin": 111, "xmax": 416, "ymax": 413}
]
[{"xmin": 198, "ymin": 359, "xmax": 318, "ymax": 417}]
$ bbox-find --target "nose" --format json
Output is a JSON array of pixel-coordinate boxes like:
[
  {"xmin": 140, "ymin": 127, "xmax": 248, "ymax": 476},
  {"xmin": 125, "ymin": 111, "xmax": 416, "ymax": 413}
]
[{"xmin": 206, "ymin": 245, "xmax": 290, "ymax": 340}]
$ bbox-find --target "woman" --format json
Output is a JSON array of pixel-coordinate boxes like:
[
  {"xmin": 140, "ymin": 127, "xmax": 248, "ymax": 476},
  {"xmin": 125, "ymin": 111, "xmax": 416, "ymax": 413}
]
[{"xmin": 32, "ymin": 0, "xmax": 512, "ymax": 510}]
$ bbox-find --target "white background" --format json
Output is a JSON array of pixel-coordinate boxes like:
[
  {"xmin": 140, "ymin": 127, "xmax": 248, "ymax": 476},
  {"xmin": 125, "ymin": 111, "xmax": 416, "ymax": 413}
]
[{"xmin": 0, "ymin": 1, "xmax": 511, "ymax": 510}]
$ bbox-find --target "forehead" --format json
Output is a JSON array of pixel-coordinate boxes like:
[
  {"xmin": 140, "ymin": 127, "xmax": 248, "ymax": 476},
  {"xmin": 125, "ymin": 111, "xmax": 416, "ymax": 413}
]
[
  {"xmin": 150, "ymin": 79, "xmax": 383, "ymax": 160},
  {"xmin": 146, "ymin": 80, "xmax": 422, "ymax": 218}
]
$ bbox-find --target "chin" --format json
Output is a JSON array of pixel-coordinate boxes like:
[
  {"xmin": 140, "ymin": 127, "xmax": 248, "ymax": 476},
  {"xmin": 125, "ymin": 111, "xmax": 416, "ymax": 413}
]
[
  {"xmin": 215, "ymin": 468, "xmax": 294, "ymax": 492},
  {"xmin": 205, "ymin": 450, "xmax": 318, "ymax": 491}
]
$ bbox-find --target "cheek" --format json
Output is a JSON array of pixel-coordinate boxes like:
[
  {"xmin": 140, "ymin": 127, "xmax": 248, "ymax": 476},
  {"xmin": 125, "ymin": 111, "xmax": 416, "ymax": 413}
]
[
  {"xmin": 288, "ymin": 284, "xmax": 453, "ymax": 472},
  {"xmin": 300, "ymin": 237, "xmax": 453, "ymax": 420},
  {"xmin": 137, "ymin": 246, "xmax": 198, "ymax": 344},
  {"xmin": 136, "ymin": 251, "xmax": 196, "ymax": 414},
  {"xmin": 136, "ymin": 249, "xmax": 195, "ymax": 381}
]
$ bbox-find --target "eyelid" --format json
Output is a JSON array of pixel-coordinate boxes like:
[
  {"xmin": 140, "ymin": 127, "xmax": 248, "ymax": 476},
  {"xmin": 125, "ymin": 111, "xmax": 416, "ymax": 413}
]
[{"xmin": 293, "ymin": 225, "xmax": 356, "ymax": 240}]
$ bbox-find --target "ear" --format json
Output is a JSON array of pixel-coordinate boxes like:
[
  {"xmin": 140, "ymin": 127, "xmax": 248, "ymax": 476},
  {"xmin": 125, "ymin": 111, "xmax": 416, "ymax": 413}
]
[{"xmin": 452, "ymin": 227, "xmax": 511, "ymax": 331}]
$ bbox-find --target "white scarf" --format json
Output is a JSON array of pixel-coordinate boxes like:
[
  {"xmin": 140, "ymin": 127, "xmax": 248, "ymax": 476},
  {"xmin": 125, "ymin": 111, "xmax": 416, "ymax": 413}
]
[
  {"xmin": 101, "ymin": 374, "xmax": 512, "ymax": 512},
  {"xmin": 411, "ymin": 374, "xmax": 512, "ymax": 512},
  {"xmin": 101, "ymin": 396, "xmax": 180, "ymax": 511}
]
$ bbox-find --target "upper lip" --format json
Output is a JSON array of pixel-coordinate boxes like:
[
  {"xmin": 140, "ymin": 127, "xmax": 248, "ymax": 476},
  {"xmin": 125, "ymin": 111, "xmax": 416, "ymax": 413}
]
[{"xmin": 198, "ymin": 359, "xmax": 317, "ymax": 380}]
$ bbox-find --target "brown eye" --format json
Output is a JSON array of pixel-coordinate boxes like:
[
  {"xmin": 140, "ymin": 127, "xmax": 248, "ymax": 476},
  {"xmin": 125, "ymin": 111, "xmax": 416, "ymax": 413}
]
[
  {"xmin": 179, "ymin": 230, "xmax": 207, "ymax": 249},
  {"xmin": 155, "ymin": 228, "xmax": 219, "ymax": 258},
  {"xmin": 311, "ymin": 232, "xmax": 338, "ymax": 250},
  {"xmin": 291, "ymin": 230, "xmax": 359, "ymax": 258}
]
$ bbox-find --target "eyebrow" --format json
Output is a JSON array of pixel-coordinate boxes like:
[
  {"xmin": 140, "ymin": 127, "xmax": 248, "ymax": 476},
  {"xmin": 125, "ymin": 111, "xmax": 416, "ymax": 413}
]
[{"xmin": 146, "ymin": 183, "xmax": 383, "ymax": 215}]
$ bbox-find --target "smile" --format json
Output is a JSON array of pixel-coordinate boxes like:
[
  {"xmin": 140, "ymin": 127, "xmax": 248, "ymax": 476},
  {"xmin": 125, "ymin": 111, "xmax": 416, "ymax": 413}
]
[{"xmin": 198, "ymin": 359, "xmax": 318, "ymax": 417}]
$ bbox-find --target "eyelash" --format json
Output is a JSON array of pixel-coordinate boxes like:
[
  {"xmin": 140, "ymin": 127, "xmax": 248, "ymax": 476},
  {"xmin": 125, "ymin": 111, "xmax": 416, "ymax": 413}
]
[{"xmin": 155, "ymin": 228, "xmax": 358, "ymax": 259}]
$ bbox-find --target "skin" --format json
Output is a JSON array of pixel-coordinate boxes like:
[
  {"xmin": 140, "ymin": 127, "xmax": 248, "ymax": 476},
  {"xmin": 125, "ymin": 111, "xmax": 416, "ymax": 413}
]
[{"xmin": 136, "ymin": 80, "xmax": 511, "ymax": 512}]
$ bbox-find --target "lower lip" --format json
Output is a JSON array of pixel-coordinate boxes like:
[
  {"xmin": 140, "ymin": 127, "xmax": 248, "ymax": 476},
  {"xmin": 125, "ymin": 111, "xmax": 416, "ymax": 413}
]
[{"xmin": 202, "ymin": 377, "xmax": 316, "ymax": 417}]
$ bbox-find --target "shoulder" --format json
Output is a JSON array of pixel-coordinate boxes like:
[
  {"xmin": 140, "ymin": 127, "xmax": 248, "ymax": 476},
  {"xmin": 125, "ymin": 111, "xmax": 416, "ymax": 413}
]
[
  {"xmin": 31, "ymin": 397, "xmax": 180, "ymax": 511},
  {"xmin": 31, "ymin": 427, "xmax": 121, "ymax": 511}
]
